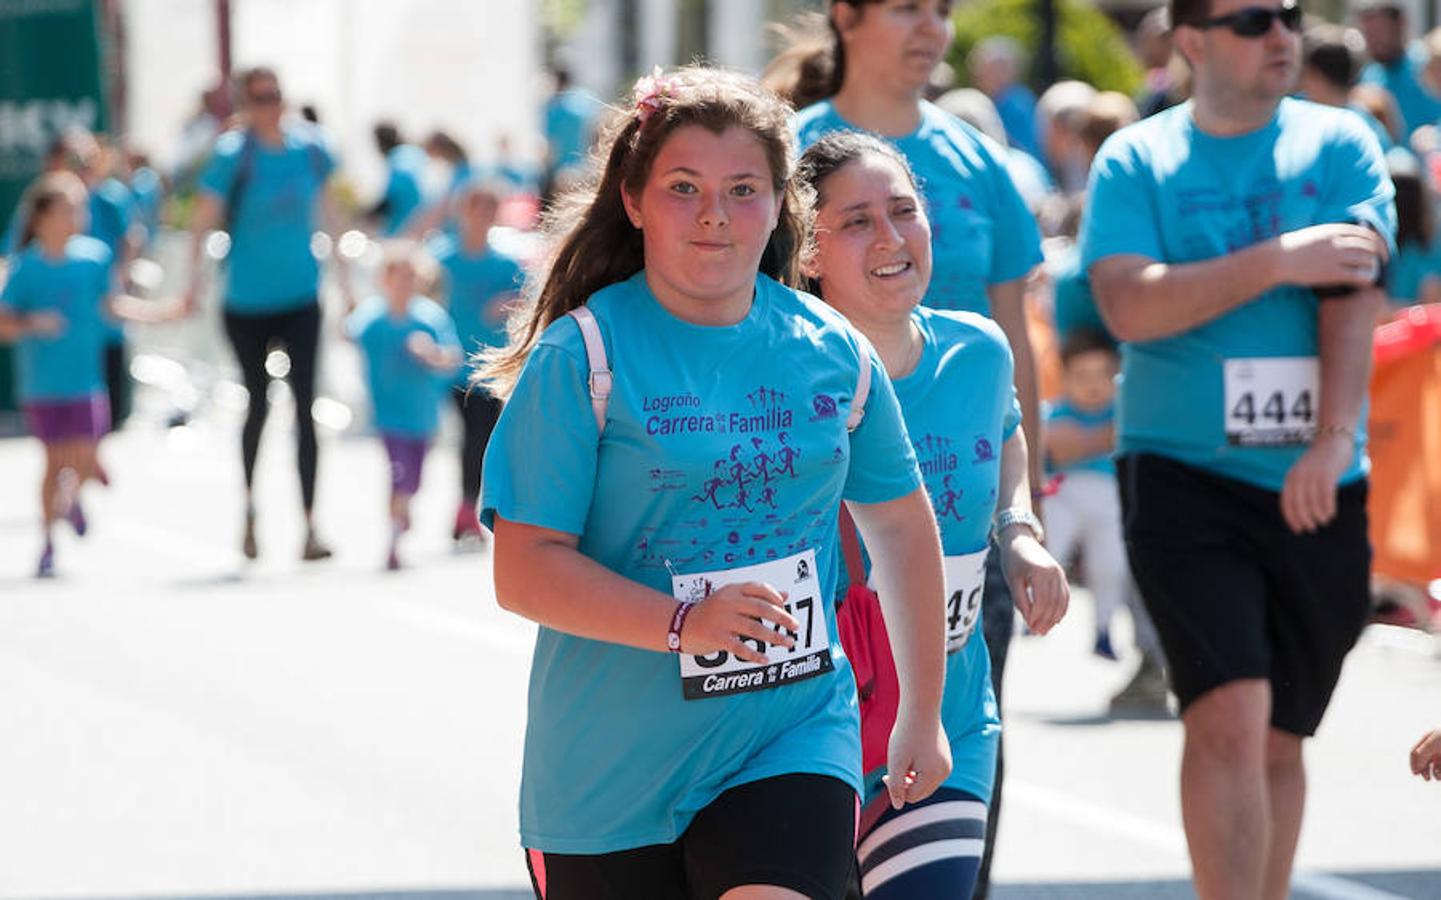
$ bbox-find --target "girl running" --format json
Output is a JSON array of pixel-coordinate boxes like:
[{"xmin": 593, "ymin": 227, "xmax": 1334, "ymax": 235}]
[
  {"xmin": 429, "ymin": 181, "xmax": 524, "ymax": 543},
  {"xmin": 800, "ymin": 131, "xmax": 1068, "ymax": 898},
  {"xmin": 0, "ymin": 172, "xmax": 183, "ymax": 576},
  {"xmin": 773, "ymin": 5, "xmax": 1049, "ymax": 886},
  {"xmin": 346, "ymin": 241, "xmax": 460, "ymax": 570},
  {"xmin": 477, "ymin": 67, "xmax": 950, "ymax": 900}
]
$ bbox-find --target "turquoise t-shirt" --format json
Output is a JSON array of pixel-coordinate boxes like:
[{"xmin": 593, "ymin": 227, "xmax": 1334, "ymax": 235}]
[
  {"xmin": 88, "ymin": 177, "xmax": 133, "ymax": 343},
  {"xmin": 200, "ymin": 126, "xmax": 335, "ymax": 314},
  {"xmin": 380, "ymin": 144, "xmax": 427, "ymax": 236},
  {"xmin": 0, "ymin": 236, "xmax": 112, "ymax": 403},
  {"xmin": 855, "ymin": 307, "xmax": 1018, "ymax": 808},
  {"xmin": 480, "ymin": 271, "xmax": 922, "ymax": 854},
  {"xmin": 431, "ymin": 235, "xmax": 524, "ymax": 386},
  {"xmin": 543, "ymin": 89, "xmax": 602, "ymax": 176},
  {"xmin": 1387, "ymin": 238, "xmax": 1441, "ymax": 304},
  {"xmin": 1081, "ymin": 99, "xmax": 1396, "ymax": 491},
  {"xmin": 1049, "ymin": 242, "xmax": 1114, "ymax": 345},
  {"xmin": 796, "ymin": 100, "xmax": 1044, "ymax": 316},
  {"xmin": 1045, "ymin": 399, "xmax": 1116, "ymax": 477},
  {"xmin": 1360, "ymin": 54, "xmax": 1441, "ymax": 140},
  {"xmin": 347, "ymin": 295, "xmax": 459, "ymax": 438}
]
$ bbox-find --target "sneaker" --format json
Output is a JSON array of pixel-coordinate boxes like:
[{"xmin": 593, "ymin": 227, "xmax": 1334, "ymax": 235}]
[
  {"xmin": 1109, "ymin": 656, "xmax": 1171, "ymax": 716},
  {"xmin": 302, "ymin": 531, "xmax": 334, "ymax": 562},
  {"xmin": 242, "ymin": 511, "xmax": 258, "ymax": 561},
  {"xmin": 386, "ymin": 548, "xmax": 402, "ymax": 571},
  {"xmin": 36, "ymin": 543, "xmax": 55, "ymax": 578},
  {"xmin": 1093, "ymin": 630, "xmax": 1119, "ymax": 661},
  {"xmin": 67, "ymin": 500, "xmax": 87, "ymax": 537}
]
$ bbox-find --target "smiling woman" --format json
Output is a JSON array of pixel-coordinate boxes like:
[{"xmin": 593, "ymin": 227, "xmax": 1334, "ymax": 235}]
[{"xmin": 470, "ymin": 67, "xmax": 953, "ymax": 900}]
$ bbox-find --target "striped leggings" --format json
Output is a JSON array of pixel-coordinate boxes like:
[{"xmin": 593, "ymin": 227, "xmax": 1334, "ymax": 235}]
[{"xmin": 855, "ymin": 788, "xmax": 987, "ymax": 898}]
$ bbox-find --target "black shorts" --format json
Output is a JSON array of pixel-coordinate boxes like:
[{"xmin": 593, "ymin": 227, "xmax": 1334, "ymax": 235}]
[
  {"xmin": 525, "ymin": 773, "xmax": 856, "ymax": 900},
  {"xmin": 1118, "ymin": 453, "xmax": 1371, "ymax": 736}
]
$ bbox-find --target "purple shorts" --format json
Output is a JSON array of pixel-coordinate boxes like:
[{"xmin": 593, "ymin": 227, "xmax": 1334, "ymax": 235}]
[
  {"xmin": 382, "ymin": 433, "xmax": 428, "ymax": 496},
  {"xmin": 24, "ymin": 395, "xmax": 111, "ymax": 444}
]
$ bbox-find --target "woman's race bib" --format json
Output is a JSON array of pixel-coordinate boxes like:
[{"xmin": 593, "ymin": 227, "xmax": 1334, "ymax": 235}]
[{"xmin": 943, "ymin": 548, "xmax": 988, "ymax": 653}]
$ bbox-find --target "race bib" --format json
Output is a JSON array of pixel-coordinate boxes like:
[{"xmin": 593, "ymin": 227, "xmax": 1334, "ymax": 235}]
[
  {"xmin": 1223, "ymin": 357, "xmax": 1318, "ymax": 447},
  {"xmin": 671, "ymin": 548, "xmax": 833, "ymax": 700},
  {"xmin": 943, "ymin": 549, "xmax": 988, "ymax": 653}
]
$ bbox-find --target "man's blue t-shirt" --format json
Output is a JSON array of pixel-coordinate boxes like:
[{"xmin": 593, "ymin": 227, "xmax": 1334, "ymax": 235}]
[
  {"xmin": 856, "ymin": 307, "xmax": 1018, "ymax": 807},
  {"xmin": 380, "ymin": 144, "xmax": 427, "ymax": 236},
  {"xmin": 1045, "ymin": 399, "xmax": 1116, "ymax": 477},
  {"xmin": 480, "ymin": 271, "xmax": 922, "ymax": 854},
  {"xmin": 1361, "ymin": 54, "xmax": 1441, "ymax": 140},
  {"xmin": 200, "ymin": 126, "xmax": 335, "ymax": 314},
  {"xmin": 796, "ymin": 100, "xmax": 1043, "ymax": 317},
  {"xmin": 0, "ymin": 236, "xmax": 112, "ymax": 403},
  {"xmin": 347, "ymin": 295, "xmax": 459, "ymax": 438},
  {"xmin": 431, "ymin": 236, "xmax": 524, "ymax": 386},
  {"xmin": 1081, "ymin": 99, "xmax": 1396, "ymax": 491}
]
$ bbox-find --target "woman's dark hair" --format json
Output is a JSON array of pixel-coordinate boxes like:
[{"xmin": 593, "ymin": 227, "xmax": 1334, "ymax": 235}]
[
  {"xmin": 425, "ymin": 130, "xmax": 468, "ymax": 166},
  {"xmin": 18, "ymin": 172, "xmax": 86, "ymax": 249},
  {"xmin": 794, "ymin": 130, "xmax": 922, "ymax": 295},
  {"xmin": 1390, "ymin": 157, "xmax": 1432, "ymax": 251},
  {"xmin": 762, "ymin": 2, "xmax": 884, "ymax": 110},
  {"xmin": 475, "ymin": 67, "xmax": 811, "ymax": 399}
]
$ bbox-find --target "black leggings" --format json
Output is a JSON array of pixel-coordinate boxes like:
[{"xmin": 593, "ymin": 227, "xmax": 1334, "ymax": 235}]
[
  {"xmin": 103, "ymin": 339, "xmax": 131, "ymax": 430},
  {"xmin": 222, "ymin": 302, "xmax": 321, "ymax": 511},
  {"xmin": 451, "ymin": 385, "xmax": 502, "ymax": 506}
]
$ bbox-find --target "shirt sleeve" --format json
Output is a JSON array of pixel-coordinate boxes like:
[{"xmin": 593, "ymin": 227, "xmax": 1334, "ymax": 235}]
[
  {"xmin": 0, "ymin": 258, "xmax": 29, "ymax": 313},
  {"xmin": 843, "ymin": 348, "xmax": 923, "ymax": 504},
  {"xmin": 1317, "ymin": 113, "xmax": 1398, "ymax": 255},
  {"xmin": 198, "ymin": 133, "xmax": 242, "ymax": 201},
  {"xmin": 1081, "ymin": 136, "xmax": 1165, "ymax": 268},
  {"xmin": 984, "ymin": 143, "xmax": 1045, "ymax": 285},
  {"xmin": 480, "ymin": 335, "xmax": 600, "ymax": 535}
]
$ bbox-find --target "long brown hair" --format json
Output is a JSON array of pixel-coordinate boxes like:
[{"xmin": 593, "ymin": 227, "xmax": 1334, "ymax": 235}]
[
  {"xmin": 17, "ymin": 171, "xmax": 86, "ymax": 250},
  {"xmin": 761, "ymin": 1, "xmax": 884, "ymax": 110},
  {"xmin": 476, "ymin": 66, "xmax": 810, "ymax": 400}
]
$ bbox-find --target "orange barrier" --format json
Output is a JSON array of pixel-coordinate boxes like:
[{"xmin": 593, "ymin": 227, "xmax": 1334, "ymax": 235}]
[{"xmin": 1367, "ymin": 304, "xmax": 1441, "ymax": 626}]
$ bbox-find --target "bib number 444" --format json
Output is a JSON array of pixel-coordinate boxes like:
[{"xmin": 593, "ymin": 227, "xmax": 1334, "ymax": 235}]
[{"xmin": 1223, "ymin": 357, "xmax": 1318, "ymax": 447}]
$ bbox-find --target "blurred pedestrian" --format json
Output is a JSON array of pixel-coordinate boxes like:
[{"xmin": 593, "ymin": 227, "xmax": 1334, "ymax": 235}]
[
  {"xmin": 540, "ymin": 66, "xmax": 602, "ymax": 206},
  {"xmin": 185, "ymin": 65, "xmax": 350, "ymax": 562},
  {"xmin": 369, "ymin": 121, "xmax": 428, "ymax": 237},
  {"xmin": 1300, "ymin": 22, "xmax": 1395, "ymax": 150},
  {"xmin": 0, "ymin": 173, "xmax": 183, "ymax": 577},
  {"xmin": 429, "ymin": 180, "xmax": 524, "ymax": 543},
  {"xmin": 1356, "ymin": 0, "xmax": 1441, "ymax": 141},
  {"xmin": 1036, "ymin": 80, "xmax": 1098, "ymax": 196},
  {"xmin": 970, "ymin": 36, "xmax": 1042, "ymax": 160},
  {"xmin": 345, "ymin": 241, "xmax": 460, "ymax": 570},
  {"xmin": 477, "ymin": 66, "xmax": 949, "ymax": 900},
  {"xmin": 1084, "ymin": 0, "xmax": 1395, "ymax": 894}
]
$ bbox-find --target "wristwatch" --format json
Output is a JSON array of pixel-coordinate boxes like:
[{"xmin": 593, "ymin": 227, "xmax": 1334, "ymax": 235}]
[{"xmin": 995, "ymin": 507, "xmax": 1044, "ymax": 543}]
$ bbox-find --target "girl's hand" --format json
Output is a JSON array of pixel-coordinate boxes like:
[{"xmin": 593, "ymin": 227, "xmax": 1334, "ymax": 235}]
[
  {"xmin": 883, "ymin": 707, "xmax": 952, "ymax": 809},
  {"xmin": 1001, "ymin": 530, "xmax": 1069, "ymax": 635},
  {"xmin": 679, "ymin": 581, "xmax": 800, "ymax": 665},
  {"xmin": 1411, "ymin": 729, "xmax": 1441, "ymax": 781}
]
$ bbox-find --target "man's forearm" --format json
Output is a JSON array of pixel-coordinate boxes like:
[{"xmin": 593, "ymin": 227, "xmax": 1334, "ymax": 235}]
[
  {"xmin": 1316, "ymin": 288, "xmax": 1385, "ymax": 433},
  {"xmin": 1092, "ymin": 241, "xmax": 1281, "ymax": 342}
]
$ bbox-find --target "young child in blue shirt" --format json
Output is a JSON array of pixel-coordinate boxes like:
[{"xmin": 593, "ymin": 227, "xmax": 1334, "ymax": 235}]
[
  {"xmin": 347, "ymin": 241, "xmax": 460, "ymax": 570},
  {"xmin": 0, "ymin": 172, "xmax": 183, "ymax": 577}
]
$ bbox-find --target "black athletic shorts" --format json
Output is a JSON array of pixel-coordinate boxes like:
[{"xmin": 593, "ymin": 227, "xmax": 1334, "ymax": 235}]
[
  {"xmin": 1118, "ymin": 453, "xmax": 1371, "ymax": 736},
  {"xmin": 525, "ymin": 773, "xmax": 857, "ymax": 900}
]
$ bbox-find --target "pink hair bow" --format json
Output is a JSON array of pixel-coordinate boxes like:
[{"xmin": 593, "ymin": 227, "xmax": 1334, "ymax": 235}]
[{"xmin": 634, "ymin": 66, "xmax": 676, "ymax": 124}]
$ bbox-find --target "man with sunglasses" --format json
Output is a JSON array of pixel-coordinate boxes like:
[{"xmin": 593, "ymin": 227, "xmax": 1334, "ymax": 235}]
[
  {"xmin": 1081, "ymin": 1, "xmax": 1395, "ymax": 898},
  {"xmin": 186, "ymin": 66, "xmax": 349, "ymax": 563}
]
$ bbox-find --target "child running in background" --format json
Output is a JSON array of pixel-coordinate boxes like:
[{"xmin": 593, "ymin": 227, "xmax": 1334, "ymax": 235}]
[
  {"xmin": 0, "ymin": 172, "xmax": 183, "ymax": 577},
  {"xmin": 429, "ymin": 181, "xmax": 524, "ymax": 543},
  {"xmin": 1043, "ymin": 328, "xmax": 1125, "ymax": 660},
  {"xmin": 347, "ymin": 241, "xmax": 461, "ymax": 570}
]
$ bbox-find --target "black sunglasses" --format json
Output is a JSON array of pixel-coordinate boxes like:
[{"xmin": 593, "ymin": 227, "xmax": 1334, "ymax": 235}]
[{"xmin": 1197, "ymin": 2, "xmax": 1302, "ymax": 37}]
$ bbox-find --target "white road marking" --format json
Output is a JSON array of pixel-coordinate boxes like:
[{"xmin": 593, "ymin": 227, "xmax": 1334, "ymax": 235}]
[{"xmin": 1008, "ymin": 779, "xmax": 1411, "ymax": 900}]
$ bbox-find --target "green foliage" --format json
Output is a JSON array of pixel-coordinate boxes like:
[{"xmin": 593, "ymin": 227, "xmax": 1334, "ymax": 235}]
[
  {"xmin": 540, "ymin": 0, "xmax": 589, "ymax": 38},
  {"xmin": 949, "ymin": 0, "xmax": 1144, "ymax": 96}
]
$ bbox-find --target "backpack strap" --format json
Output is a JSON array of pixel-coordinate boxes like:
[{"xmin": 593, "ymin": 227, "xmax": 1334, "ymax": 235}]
[
  {"xmin": 847, "ymin": 341, "xmax": 872, "ymax": 433},
  {"xmin": 567, "ymin": 306, "xmax": 612, "ymax": 433}
]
